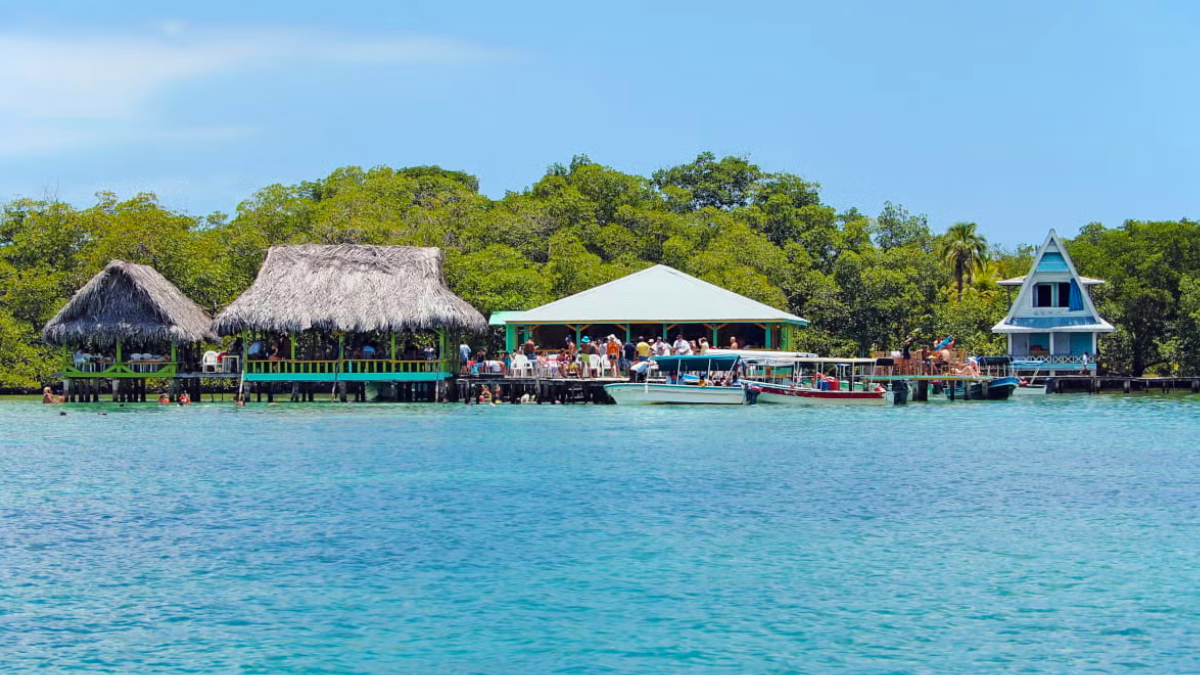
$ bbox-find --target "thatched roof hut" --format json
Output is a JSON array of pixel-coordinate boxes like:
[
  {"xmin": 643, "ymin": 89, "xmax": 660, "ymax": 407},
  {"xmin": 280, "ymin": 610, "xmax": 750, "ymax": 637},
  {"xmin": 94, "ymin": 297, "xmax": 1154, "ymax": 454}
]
[
  {"xmin": 212, "ymin": 245, "xmax": 487, "ymax": 335},
  {"xmin": 43, "ymin": 260, "xmax": 216, "ymax": 347}
]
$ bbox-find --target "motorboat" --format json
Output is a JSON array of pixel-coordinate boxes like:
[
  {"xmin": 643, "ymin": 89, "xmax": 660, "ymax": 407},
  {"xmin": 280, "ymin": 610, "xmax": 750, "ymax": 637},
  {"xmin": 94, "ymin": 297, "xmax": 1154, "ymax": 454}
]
[
  {"xmin": 728, "ymin": 352, "xmax": 902, "ymax": 406},
  {"xmin": 603, "ymin": 354, "xmax": 746, "ymax": 405},
  {"xmin": 934, "ymin": 375, "xmax": 1019, "ymax": 401}
]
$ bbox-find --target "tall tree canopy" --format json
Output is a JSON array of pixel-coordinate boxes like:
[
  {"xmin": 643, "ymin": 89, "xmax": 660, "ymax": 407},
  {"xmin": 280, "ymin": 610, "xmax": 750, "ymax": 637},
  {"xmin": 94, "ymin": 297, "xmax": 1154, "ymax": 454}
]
[
  {"xmin": 0, "ymin": 154, "xmax": 1181, "ymax": 388},
  {"xmin": 936, "ymin": 222, "xmax": 989, "ymax": 302}
]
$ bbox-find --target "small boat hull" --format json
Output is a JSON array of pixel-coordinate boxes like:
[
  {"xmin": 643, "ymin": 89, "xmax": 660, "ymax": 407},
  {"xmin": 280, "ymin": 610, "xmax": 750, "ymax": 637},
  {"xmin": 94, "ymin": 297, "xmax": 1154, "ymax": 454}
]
[
  {"xmin": 747, "ymin": 380, "xmax": 891, "ymax": 406},
  {"xmin": 938, "ymin": 376, "xmax": 1018, "ymax": 401},
  {"xmin": 604, "ymin": 382, "xmax": 746, "ymax": 405}
]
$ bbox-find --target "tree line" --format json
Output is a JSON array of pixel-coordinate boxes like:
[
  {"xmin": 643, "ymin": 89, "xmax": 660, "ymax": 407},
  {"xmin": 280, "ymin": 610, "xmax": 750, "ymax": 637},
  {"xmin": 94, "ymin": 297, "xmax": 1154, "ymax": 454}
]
[{"xmin": 0, "ymin": 152, "xmax": 1193, "ymax": 388}]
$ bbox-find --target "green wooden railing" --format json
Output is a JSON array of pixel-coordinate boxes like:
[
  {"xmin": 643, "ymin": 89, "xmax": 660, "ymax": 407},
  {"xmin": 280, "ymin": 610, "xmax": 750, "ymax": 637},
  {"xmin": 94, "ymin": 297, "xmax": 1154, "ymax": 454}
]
[
  {"xmin": 61, "ymin": 360, "xmax": 178, "ymax": 379},
  {"xmin": 243, "ymin": 358, "xmax": 452, "ymax": 376}
]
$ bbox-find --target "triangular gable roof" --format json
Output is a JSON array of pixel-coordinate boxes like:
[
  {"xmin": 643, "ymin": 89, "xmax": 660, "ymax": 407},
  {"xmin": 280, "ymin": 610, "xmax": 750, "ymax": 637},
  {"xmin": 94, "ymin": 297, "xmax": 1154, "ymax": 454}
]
[
  {"xmin": 507, "ymin": 265, "xmax": 808, "ymax": 325},
  {"xmin": 993, "ymin": 230, "xmax": 1114, "ymax": 333}
]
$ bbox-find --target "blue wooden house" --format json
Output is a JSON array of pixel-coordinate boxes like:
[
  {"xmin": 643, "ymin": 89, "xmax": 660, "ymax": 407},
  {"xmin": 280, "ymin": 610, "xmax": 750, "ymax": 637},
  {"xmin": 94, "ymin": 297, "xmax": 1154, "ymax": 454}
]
[{"xmin": 992, "ymin": 229, "xmax": 1113, "ymax": 373}]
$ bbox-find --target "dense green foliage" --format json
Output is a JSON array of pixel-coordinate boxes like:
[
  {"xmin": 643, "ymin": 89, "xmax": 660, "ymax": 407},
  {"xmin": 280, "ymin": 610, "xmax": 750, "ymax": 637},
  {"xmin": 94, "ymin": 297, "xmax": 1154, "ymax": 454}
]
[{"xmin": 0, "ymin": 154, "xmax": 1190, "ymax": 388}]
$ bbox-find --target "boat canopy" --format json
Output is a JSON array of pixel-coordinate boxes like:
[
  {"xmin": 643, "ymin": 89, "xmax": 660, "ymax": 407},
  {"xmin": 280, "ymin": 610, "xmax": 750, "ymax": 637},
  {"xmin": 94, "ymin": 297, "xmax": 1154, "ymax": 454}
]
[{"xmin": 650, "ymin": 354, "xmax": 740, "ymax": 374}]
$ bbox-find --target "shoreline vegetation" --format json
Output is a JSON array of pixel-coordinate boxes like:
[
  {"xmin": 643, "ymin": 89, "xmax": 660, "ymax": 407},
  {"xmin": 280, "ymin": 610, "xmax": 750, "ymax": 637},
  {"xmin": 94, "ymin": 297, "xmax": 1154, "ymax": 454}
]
[{"xmin": 1, "ymin": 153, "xmax": 1195, "ymax": 391}]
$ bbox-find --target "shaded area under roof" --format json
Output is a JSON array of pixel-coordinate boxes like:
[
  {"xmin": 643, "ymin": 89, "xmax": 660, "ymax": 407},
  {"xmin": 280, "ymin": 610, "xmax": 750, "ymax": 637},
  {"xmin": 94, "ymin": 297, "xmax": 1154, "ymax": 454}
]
[
  {"xmin": 213, "ymin": 245, "xmax": 487, "ymax": 335},
  {"xmin": 43, "ymin": 260, "xmax": 216, "ymax": 348},
  {"xmin": 506, "ymin": 265, "xmax": 808, "ymax": 325}
]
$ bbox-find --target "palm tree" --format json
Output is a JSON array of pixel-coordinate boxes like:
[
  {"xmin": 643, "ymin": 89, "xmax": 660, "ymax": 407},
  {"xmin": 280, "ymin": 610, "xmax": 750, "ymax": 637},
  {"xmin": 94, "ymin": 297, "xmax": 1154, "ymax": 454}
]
[{"xmin": 937, "ymin": 222, "xmax": 988, "ymax": 301}]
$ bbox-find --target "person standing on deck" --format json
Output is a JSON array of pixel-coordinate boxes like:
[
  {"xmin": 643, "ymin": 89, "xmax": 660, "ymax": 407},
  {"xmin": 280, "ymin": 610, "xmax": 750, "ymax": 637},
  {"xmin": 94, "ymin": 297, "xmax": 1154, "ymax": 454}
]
[
  {"xmin": 1082, "ymin": 351, "xmax": 1091, "ymax": 374},
  {"xmin": 565, "ymin": 336, "xmax": 577, "ymax": 363},
  {"xmin": 578, "ymin": 336, "xmax": 594, "ymax": 379},
  {"xmin": 635, "ymin": 336, "xmax": 650, "ymax": 362},
  {"xmin": 605, "ymin": 336, "xmax": 621, "ymax": 376},
  {"xmin": 459, "ymin": 343, "xmax": 471, "ymax": 375},
  {"xmin": 673, "ymin": 334, "xmax": 692, "ymax": 355},
  {"xmin": 622, "ymin": 338, "xmax": 637, "ymax": 373}
]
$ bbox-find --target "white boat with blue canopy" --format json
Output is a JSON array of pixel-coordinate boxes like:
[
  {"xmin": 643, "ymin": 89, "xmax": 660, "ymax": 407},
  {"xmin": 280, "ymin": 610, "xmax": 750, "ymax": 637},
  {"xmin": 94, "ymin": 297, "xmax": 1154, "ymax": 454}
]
[{"xmin": 604, "ymin": 354, "xmax": 746, "ymax": 405}]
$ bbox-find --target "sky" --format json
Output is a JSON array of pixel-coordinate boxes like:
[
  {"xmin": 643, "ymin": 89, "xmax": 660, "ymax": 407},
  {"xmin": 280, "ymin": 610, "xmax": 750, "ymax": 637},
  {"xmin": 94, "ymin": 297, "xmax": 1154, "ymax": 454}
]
[{"xmin": 0, "ymin": 0, "xmax": 1196, "ymax": 247}]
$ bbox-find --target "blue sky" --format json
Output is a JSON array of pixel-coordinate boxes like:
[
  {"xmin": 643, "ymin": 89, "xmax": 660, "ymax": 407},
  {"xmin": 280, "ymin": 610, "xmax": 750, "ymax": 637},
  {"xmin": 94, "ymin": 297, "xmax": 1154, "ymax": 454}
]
[{"xmin": 1, "ymin": 1, "xmax": 1196, "ymax": 247}]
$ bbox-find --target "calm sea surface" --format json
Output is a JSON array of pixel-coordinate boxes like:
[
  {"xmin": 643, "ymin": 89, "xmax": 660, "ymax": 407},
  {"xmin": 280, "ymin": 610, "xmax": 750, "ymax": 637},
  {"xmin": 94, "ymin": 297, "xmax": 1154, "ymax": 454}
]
[{"xmin": 1, "ymin": 395, "xmax": 1199, "ymax": 674}]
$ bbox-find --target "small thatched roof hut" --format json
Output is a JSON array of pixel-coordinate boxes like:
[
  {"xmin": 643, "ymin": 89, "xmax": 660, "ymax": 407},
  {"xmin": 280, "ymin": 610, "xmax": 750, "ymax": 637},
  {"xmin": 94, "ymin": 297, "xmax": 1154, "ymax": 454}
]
[
  {"xmin": 43, "ymin": 260, "xmax": 216, "ymax": 347},
  {"xmin": 212, "ymin": 245, "xmax": 487, "ymax": 335}
]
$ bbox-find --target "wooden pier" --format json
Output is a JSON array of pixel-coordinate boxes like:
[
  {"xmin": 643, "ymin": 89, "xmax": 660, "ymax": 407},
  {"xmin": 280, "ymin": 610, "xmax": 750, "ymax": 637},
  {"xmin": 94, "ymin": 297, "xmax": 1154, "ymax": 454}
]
[{"xmin": 1044, "ymin": 376, "xmax": 1200, "ymax": 394}]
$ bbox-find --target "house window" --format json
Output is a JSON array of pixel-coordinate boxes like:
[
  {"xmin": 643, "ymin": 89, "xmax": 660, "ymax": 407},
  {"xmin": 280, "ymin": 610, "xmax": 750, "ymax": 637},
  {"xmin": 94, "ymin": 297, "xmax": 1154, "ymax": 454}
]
[
  {"xmin": 1057, "ymin": 282, "xmax": 1071, "ymax": 308},
  {"xmin": 1034, "ymin": 283, "xmax": 1072, "ymax": 308},
  {"xmin": 1034, "ymin": 284, "xmax": 1053, "ymax": 307}
]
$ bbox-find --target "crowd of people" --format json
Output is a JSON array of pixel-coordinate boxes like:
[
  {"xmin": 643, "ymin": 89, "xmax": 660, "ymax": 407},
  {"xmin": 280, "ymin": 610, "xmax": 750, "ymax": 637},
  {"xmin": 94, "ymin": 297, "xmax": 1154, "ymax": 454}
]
[
  {"xmin": 893, "ymin": 336, "xmax": 982, "ymax": 376},
  {"xmin": 459, "ymin": 333, "xmax": 747, "ymax": 379}
]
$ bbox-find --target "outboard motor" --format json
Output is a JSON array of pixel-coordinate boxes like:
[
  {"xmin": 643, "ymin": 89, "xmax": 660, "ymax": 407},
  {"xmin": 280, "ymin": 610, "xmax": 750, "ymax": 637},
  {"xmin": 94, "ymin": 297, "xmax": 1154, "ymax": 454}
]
[{"xmin": 891, "ymin": 379, "xmax": 909, "ymax": 406}]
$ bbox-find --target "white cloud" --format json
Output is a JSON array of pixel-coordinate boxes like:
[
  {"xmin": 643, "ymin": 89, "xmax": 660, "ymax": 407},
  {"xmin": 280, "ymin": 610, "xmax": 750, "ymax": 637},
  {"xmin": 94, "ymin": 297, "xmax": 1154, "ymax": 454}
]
[{"xmin": 0, "ymin": 26, "xmax": 497, "ymax": 155}]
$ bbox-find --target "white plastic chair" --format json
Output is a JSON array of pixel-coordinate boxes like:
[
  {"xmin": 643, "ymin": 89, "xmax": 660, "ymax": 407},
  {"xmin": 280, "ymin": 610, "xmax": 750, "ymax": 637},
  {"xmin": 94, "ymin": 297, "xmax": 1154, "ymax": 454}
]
[
  {"xmin": 511, "ymin": 354, "xmax": 534, "ymax": 377},
  {"xmin": 201, "ymin": 350, "xmax": 220, "ymax": 373},
  {"xmin": 589, "ymin": 354, "xmax": 606, "ymax": 378}
]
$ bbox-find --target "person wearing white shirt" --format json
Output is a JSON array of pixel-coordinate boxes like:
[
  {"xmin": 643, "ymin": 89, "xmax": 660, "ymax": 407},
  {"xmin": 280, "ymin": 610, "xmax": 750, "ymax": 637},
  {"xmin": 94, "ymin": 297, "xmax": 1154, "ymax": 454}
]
[{"xmin": 673, "ymin": 335, "xmax": 692, "ymax": 355}]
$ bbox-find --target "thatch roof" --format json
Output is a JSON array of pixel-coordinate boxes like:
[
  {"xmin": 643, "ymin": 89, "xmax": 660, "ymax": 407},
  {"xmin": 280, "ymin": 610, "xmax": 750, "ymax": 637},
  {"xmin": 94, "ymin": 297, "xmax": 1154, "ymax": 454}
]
[
  {"xmin": 212, "ymin": 245, "xmax": 487, "ymax": 335},
  {"xmin": 43, "ymin": 260, "xmax": 216, "ymax": 347}
]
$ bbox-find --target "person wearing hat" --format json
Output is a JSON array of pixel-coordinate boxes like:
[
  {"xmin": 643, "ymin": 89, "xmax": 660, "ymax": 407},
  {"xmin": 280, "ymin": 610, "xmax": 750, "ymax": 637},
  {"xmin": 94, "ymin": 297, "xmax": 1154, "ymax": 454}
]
[
  {"xmin": 579, "ymin": 336, "xmax": 593, "ymax": 378},
  {"xmin": 605, "ymin": 335, "xmax": 621, "ymax": 375}
]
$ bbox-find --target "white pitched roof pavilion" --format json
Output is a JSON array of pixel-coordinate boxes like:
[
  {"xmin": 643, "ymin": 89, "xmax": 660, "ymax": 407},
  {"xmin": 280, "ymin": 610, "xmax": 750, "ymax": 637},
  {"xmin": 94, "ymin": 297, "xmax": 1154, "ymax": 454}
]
[{"xmin": 507, "ymin": 265, "xmax": 808, "ymax": 326}]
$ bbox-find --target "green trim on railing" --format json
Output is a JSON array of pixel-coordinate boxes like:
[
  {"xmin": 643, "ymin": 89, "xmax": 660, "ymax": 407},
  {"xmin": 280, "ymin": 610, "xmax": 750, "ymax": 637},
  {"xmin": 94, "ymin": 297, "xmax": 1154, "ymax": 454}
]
[
  {"xmin": 61, "ymin": 361, "xmax": 179, "ymax": 379},
  {"xmin": 242, "ymin": 358, "xmax": 454, "ymax": 377}
]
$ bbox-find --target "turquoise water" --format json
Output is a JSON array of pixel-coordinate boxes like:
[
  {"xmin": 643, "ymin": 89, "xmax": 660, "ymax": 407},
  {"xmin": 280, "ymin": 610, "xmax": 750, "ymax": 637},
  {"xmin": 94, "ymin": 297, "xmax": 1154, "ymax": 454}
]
[{"xmin": 2, "ymin": 396, "xmax": 1199, "ymax": 673}]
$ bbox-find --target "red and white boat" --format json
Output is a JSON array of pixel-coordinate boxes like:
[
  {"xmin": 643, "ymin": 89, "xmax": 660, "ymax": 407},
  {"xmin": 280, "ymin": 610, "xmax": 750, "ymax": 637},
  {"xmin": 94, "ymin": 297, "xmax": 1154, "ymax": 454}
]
[
  {"xmin": 748, "ymin": 377, "xmax": 893, "ymax": 405},
  {"xmin": 714, "ymin": 351, "xmax": 899, "ymax": 406}
]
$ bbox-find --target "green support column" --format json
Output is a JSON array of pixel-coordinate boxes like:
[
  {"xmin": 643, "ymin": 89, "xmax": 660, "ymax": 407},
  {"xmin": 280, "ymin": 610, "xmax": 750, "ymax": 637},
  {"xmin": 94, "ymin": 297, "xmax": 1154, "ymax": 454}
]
[
  {"xmin": 575, "ymin": 326, "xmax": 582, "ymax": 345},
  {"xmin": 391, "ymin": 332, "xmax": 397, "ymax": 360},
  {"xmin": 437, "ymin": 329, "xmax": 447, "ymax": 372},
  {"xmin": 625, "ymin": 324, "xmax": 631, "ymax": 342},
  {"xmin": 116, "ymin": 339, "xmax": 123, "ymax": 364},
  {"xmin": 170, "ymin": 341, "xmax": 177, "ymax": 364},
  {"xmin": 290, "ymin": 332, "xmax": 296, "ymax": 360},
  {"xmin": 764, "ymin": 324, "xmax": 773, "ymax": 350},
  {"xmin": 505, "ymin": 324, "xmax": 516, "ymax": 353}
]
